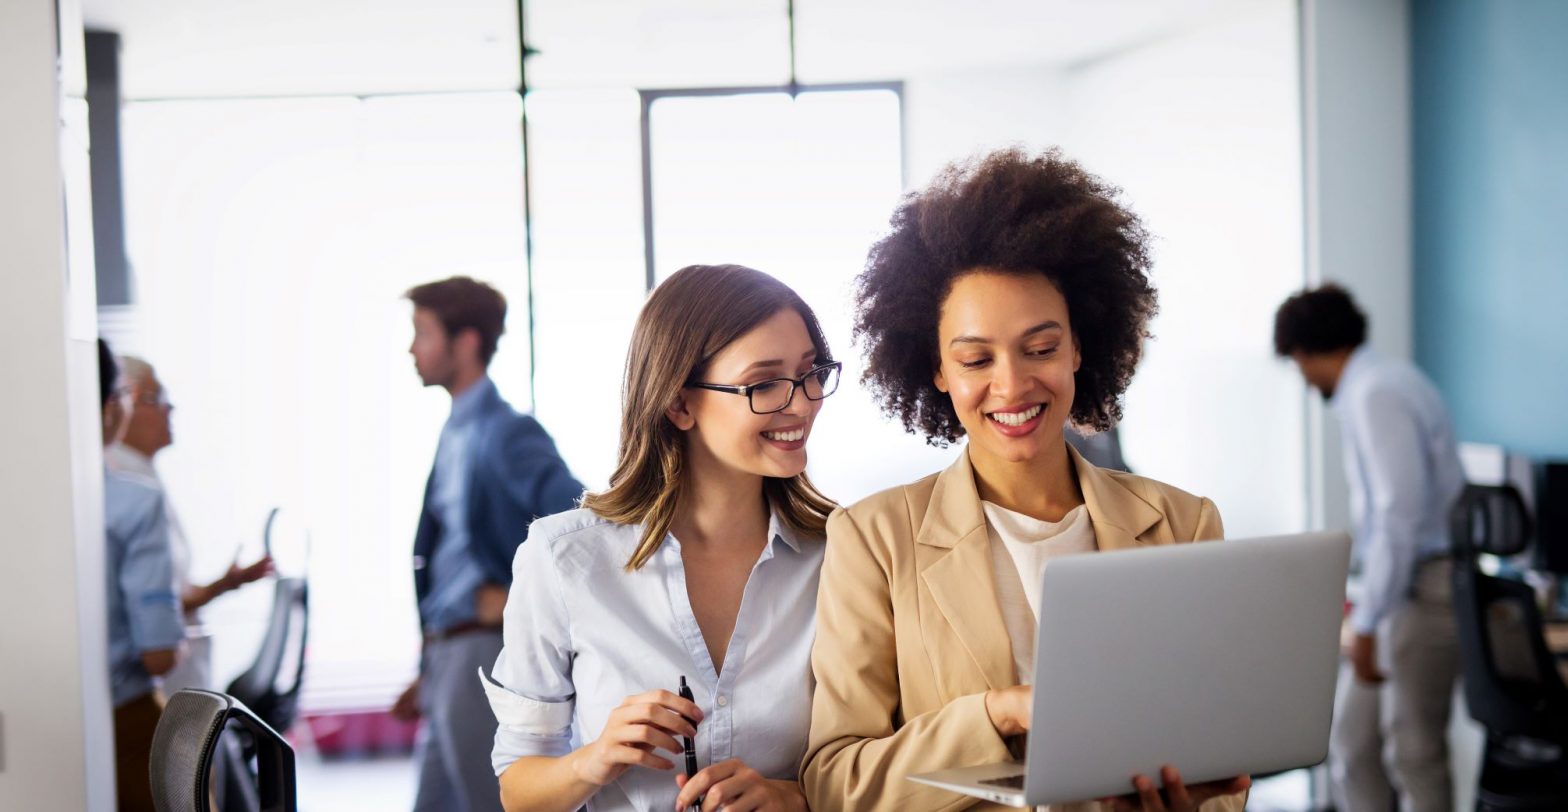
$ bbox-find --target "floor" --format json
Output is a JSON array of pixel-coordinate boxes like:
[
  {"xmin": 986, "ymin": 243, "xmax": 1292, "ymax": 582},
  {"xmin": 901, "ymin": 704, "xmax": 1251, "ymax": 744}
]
[{"xmin": 294, "ymin": 753, "xmax": 417, "ymax": 811}]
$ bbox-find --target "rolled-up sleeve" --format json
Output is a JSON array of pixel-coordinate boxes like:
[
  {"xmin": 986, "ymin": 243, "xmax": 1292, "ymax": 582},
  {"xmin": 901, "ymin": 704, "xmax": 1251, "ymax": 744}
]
[
  {"xmin": 119, "ymin": 493, "xmax": 182, "ymax": 653},
  {"xmin": 486, "ymin": 523, "xmax": 577, "ymax": 775}
]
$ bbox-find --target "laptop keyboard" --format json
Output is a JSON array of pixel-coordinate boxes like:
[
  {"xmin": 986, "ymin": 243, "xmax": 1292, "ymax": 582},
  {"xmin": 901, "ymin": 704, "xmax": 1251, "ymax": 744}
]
[{"xmin": 979, "ymin": 774, "xmax": 1026, "ymax": 790}]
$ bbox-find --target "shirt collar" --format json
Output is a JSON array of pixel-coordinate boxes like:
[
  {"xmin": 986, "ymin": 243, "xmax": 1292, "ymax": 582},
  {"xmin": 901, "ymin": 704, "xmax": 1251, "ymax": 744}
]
[
  {"xmin": 1329, "ymin": 345, "xmax": 1374, "ymax": 411},
  {"xmin": 448, "ymin": 376, "xmax": 495, "ymax": 427},
  {"xmin": 767, "ymin": 510, "xmax": 803, "ymax": 554},
  {"xmin": 105, "ymin": 442, "xmax": 157, "ymax": 479}
]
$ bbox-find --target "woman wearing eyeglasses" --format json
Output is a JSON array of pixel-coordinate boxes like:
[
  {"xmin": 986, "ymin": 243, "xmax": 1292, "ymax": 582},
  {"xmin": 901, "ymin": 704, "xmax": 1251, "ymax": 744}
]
[
  {"xmin": 485, "ymin": 264, "xmax": 841, "ymax": 812},
  {"xmin": 801, "ymin": 150, "xmax": 1249, "ymax": 812}
]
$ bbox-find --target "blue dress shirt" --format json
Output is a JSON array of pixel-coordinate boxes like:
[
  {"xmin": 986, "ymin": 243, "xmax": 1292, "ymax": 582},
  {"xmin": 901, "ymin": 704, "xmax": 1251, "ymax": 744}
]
[
  {"xmin": 482, "ymin": 508, "xmax": 824, "ymax": 811},
  {"xmin": 411, "ymin": 376, "xmax": 583, "ymax": 630},
  {"xmin": 104, "ymin": 466, "xmax": 184, "ymax": 707},
  {"xmin": 418, "ymin": 377, "xmax": 491, "ymax": 634},
  {"xmin": 1331, "ymin": 347, "xmax": 1466, "ymax": 634}
]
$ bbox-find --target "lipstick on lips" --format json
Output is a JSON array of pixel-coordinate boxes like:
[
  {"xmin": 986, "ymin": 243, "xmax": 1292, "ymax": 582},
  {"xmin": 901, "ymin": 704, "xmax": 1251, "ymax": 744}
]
[{"xmin": 985, "ymin": 402, "xmax": 1045, "ymax": 437}]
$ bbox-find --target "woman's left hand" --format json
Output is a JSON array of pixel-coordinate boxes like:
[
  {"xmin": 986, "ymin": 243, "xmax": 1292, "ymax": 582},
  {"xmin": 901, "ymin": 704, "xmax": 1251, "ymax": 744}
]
[
  {"xmin": 672, "ymin": 758, "xmax": 805, "ymax": 812},
  {"xmin": 1100, "ymin": 765, "xmax": 1250, "ymax": 812}
]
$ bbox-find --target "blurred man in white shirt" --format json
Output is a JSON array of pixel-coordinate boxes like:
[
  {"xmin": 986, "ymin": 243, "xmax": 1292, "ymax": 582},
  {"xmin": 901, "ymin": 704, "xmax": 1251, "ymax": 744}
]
[{"xmin": 1275, "ymin": 285, "xmax": 1465, "ymax": 812}]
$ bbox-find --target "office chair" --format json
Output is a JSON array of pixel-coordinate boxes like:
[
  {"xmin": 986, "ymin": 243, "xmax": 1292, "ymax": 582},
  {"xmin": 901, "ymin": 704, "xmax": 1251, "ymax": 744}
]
[
  {"xmin": 150, "ymin": 689, "xmax": 298, "ymax": 812},
  {"xmin": 1451, "ymin": 484, "xmax": 1568, "ymax": 810},
  {"xmin": 226, "ymin": 576, "xmax": 309, "ymax": 734}
]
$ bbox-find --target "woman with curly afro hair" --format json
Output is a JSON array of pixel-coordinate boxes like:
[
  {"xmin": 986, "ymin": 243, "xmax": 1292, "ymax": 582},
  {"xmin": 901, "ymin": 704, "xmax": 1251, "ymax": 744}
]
[{"xmin": 800, "ymin": 149, "xmax": 1249, "ymax": 812}]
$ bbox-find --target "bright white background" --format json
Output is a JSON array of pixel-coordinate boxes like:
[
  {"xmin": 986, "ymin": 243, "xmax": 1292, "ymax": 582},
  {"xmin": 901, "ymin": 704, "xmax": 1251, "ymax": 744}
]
[{"xmin": 117, "ymin": 93, "xmax": 534, "ymax": 707}]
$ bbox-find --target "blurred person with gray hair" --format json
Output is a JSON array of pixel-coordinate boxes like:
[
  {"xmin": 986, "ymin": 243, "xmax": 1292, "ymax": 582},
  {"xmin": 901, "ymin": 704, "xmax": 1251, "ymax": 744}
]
[
  {"xmin": 106, "ymin": 354, "xmax": 274, "ymax": 694},
  {"xmin": 99, "ymin": 339, "xmax": 182, "ymax": 812}
]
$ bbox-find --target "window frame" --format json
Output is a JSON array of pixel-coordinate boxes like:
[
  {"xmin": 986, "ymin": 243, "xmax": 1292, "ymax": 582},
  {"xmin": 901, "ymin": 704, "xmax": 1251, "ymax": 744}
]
[{"xmin": 636, "ymin": 81, "xmax": 906, "ymax": 291}]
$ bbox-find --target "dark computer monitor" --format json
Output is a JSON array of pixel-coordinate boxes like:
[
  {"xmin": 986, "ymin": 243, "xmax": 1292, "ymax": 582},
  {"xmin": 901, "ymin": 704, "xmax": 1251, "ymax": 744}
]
[{"xmin": 1535, "ymin": 462, "xmax": 1568, "ymax": 574}]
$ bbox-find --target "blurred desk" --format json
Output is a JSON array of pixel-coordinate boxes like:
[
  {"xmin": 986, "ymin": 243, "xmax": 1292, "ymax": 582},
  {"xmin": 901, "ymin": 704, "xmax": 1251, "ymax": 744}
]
[{"xmin": 1548, "ymin": 621, "xmax": 1568, "ymax": 682}]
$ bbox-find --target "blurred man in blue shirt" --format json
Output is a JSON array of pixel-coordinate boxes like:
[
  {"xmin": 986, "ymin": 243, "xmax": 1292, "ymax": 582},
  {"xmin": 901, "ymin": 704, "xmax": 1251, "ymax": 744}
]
[
  {"xmin": 99, "ymin": 339, "xmax": 184, "ymax": 812},
  {"xmin": 390, "ymin": 277, "xmax": 583, "ymax": 812},
  {"xmin": 1276, "ymin": 286, "xmax": 1465, "ymax": 812}
]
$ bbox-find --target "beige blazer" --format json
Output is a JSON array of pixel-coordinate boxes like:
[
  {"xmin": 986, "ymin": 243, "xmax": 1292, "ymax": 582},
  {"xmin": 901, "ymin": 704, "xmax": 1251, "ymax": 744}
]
[{"xmin": 802, "ymin": 446, "xmax": 1247, "ymax": 812}]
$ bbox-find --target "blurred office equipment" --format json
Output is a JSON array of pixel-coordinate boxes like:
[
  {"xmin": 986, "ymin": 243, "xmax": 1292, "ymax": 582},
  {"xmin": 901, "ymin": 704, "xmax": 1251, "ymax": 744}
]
[
  {"xmin": 204, "ymin": 509, "xmax": 309, "ymax": 810},
  {"xmin": 1535, "ymin": 463, "xmax": 1568, "ymax": 617},
  {"xmin": 223, "ymin": 508, "xmax": 310, "ymax": 734},
  {"xmin": 150, "ymin": 689, "xmax": 298, "ymax": 812},
  {"xmin": 1450, "ymin": 484, "xmax": 1568, "ymax": 810},
  {"xmin": 226, "ymin": 575, "xmax": 308, "ymax": 736},
  {"xmin": 1459, "ymin": 443, "xmax": 1537, "ymax": 508}
]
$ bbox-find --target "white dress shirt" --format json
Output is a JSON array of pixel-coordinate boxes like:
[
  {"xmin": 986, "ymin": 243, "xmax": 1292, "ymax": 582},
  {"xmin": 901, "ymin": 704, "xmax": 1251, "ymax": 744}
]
[
  {"xmin": 1331, "ymin": 347, "xmax": 1466, "ymax": 634},
  {"xmin": 483, "ymin": 507, "xmax": 824, "ymax": 811}
]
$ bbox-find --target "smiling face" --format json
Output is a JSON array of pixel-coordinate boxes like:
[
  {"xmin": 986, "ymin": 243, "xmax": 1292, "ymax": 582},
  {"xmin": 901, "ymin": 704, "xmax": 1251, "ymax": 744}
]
[
  {"xmin": 673, "ymin": 308, "xmax": 825, "ymax": 481},
  {"xmin": 934, "ymin": 271, "xmax": 1081, "ymax": 467}
]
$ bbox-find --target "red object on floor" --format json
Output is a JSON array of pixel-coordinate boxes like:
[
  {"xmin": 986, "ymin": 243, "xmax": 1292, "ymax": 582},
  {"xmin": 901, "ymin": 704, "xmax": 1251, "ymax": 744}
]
[{"xmin": 294, "ymin": 710, "xmax": 419, "ymax": 757}]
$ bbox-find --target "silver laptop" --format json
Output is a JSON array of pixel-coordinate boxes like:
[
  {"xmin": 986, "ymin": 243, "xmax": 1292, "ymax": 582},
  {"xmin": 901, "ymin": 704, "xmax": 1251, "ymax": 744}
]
[{"xmin": 909, "ymin": 531, "xmax": 1351, "ymax": 807}]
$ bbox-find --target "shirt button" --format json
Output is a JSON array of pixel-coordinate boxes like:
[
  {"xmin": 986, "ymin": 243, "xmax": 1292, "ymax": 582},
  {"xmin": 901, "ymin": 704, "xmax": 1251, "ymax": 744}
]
[{"xmin": 716, "ymin": 695, "xmax": 729, "ymax": 707}]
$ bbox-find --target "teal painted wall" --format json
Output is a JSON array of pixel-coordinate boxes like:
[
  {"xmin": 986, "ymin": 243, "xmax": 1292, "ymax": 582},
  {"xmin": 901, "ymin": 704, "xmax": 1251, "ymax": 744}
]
[{"xmin": 1412, "ymin": 0, "xmax": 1568, "ymax": 459}]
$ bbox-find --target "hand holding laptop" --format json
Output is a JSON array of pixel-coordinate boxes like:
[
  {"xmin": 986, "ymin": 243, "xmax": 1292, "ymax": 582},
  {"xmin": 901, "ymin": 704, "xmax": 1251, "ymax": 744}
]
[
  {"xmin": 984, "ymin": 684, "xmax": 1031, "ymax": 736},
  {"xmin": 987, "ymin": 685, "xmax": 1250, "ymax": 811},
  {"xmin": 913, "ymin": 532, "xmax": 1350, "ymax": 807},
  {"xmin": 1099, "ymin": 765, "xmax": 1251, "ymax": 812}
]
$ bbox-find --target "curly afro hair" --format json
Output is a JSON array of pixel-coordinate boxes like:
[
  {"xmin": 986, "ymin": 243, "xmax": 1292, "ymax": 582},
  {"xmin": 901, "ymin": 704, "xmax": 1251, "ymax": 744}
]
[
  {"xmin": 1272, "ymin": 284, "xmax": 1367, "ymax": 357},
  {"xmin": 853, "ymin": 147, "xmax": 1158, "ymax": 445}
]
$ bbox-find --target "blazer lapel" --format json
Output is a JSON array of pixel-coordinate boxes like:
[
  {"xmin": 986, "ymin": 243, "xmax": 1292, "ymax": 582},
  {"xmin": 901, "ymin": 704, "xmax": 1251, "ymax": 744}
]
[
  {"xmin": 1070, "ymin": 444, "xmax": 1164, "ymax": 551},
  {"xmin": 917, "ymin": 451, "xmax": 1018, "ymax": 690}
]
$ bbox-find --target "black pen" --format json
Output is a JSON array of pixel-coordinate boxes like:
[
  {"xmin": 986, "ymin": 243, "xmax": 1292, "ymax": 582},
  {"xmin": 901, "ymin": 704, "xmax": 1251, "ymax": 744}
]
[{"xmin": 678, "ymin": 676, "xmax": 701, "ymax": 809}]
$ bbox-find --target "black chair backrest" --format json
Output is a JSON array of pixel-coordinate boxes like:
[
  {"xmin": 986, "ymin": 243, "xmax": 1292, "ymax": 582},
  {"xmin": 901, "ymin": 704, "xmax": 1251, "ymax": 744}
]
[
  {"xmin": 1450, "ymin": 484, "xmax": 1568, "ymax": 741},
  {"xmin": 226, "ymin": 577, "xmax": 309, "ymax": 734},
  {"xmin": 1451, "ymin": 483, "xmax": 1532, "ymax": 558},
  {"xmin": 150, "ymin": 689, "xmax": 297, "ymax": 812}
]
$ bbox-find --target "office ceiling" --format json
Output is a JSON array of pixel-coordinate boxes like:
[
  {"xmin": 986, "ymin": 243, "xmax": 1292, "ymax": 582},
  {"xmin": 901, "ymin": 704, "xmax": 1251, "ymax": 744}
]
[{"xmin": 81, "ymin": 0, "xmax": 1256, "ymax": 99}]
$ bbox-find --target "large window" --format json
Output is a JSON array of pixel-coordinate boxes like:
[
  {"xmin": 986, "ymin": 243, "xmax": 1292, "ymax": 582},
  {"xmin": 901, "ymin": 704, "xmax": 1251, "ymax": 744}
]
[
  {"xmin": 646, "ymin": 86, "xmax": 957, "ymax": 501},
  {"xmin": 529, "ymin": 85, "xmax": 955, "ymax": 502},
  {"xmin": 120, "ymin": 93, "xmax": 532, "ymax": 708},
  {"xmin": 118, "ymin": 84, "xmax": 941, "ymax": 713}
]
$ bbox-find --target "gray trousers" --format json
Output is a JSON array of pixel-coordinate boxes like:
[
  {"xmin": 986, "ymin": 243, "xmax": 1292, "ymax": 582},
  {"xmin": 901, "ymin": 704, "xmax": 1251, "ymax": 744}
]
[
  {"xmin": 414, "ymin": 630, "xmax": 505, "ymax": 812},
  {"xmin": 1329, "ymin": 559, "xmax": 1460, "ymax": 812}
]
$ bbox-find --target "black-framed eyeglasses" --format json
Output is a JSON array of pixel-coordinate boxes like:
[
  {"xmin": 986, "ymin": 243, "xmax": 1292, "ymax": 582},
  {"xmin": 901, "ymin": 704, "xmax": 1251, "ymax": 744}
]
[{"xmin": 687, "ymin": 361, "xmax": 842, "ymax": 414}]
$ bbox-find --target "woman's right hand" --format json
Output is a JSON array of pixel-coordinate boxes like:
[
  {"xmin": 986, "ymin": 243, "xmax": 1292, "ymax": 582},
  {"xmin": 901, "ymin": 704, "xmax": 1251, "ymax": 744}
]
[
  {"xmin": 984, "ymin": 684, "xmax": 1032, "ymax": 737},
  {"xmin": 572, "ymin": 690, "xmax": 704, "ymax": 787}
]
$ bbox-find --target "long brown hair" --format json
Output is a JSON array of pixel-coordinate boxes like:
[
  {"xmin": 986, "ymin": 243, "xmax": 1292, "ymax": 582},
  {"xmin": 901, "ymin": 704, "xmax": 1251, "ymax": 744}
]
[{"xmin": 582, "ymin": 264, "xmax": 838, "ymax": 571}]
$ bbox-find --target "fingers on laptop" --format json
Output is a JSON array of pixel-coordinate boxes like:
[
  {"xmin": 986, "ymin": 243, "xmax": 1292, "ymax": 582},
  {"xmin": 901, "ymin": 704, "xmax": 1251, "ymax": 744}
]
[{"xmin": 1099, "ymin": 766, "xmax": 1250, "ymax": 812}]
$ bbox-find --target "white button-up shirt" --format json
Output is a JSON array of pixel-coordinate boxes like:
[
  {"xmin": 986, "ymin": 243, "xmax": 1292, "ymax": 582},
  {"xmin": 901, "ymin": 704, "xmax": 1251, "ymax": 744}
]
[
  {"xmin": 483, "ymin": 507, "xmax": 824, "ymax": 811},
  {"xmin": 1331, "ymin": 346, "xmax": 1466, "ymax": 634}
]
